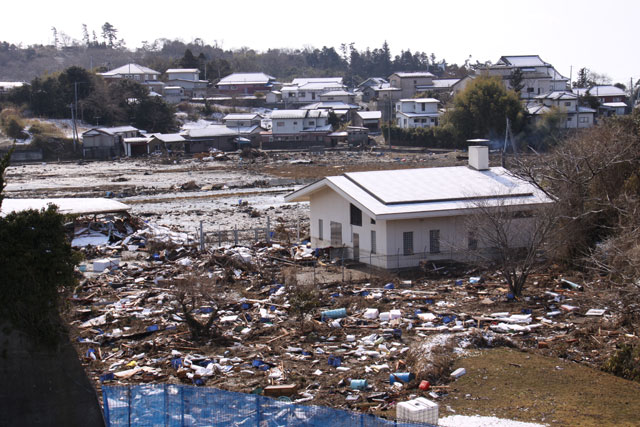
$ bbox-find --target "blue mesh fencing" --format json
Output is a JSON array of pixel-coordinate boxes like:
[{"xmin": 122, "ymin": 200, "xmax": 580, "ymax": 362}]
[{"xmin": 103, "ymin": 384, "xmax": 435, "ymax": 426}]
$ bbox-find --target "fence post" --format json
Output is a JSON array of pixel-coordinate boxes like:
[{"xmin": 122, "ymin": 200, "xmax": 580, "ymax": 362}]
[
  {"xmin": 297, "ymin": 218, "xmax": 300, "ymax": 242},
  {"xmin": 313, "ymin": 259, "xmax": 317, "ymax": 285},
  {"xmin": 254, "ymin": 228, "xmax": 258, "ymax": 242},
  {"xmin": 397, "ymin": 248, "xmax": 400, "ymax": 271},
  {"xmin": 218, "ymin": 226, "xmax": 222, "ymax": 247},
  {"xmin": 199, "ymin": 220, "xmax": 204, "ymax": 251},
  {"xmin": 342, "ymin": 245, "xmax": 345, "ymax": 281},
  {"xmin": 266, "ymin": 216, "xmax": 271, "ymax": 244},
  {"xmin": 234, "ymin": 225, "xmax": 238, "ymax": 246}
]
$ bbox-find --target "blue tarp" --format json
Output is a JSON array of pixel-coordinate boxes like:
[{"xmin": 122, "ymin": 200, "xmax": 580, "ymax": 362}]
[{"xmin": 103, "ymin": 384, "xmax": 434, "ymax": 426}]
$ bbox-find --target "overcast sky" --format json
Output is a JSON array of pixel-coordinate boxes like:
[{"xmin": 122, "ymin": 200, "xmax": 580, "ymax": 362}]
[{"xmin": 3, "ymin": 0, "xmax": 638, "ymax": 85}]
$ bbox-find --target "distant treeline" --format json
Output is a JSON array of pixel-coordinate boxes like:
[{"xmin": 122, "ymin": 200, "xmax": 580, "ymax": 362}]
[{"xmin": 0, "ymin": 36, "xmax": 483, "ymax": 83}]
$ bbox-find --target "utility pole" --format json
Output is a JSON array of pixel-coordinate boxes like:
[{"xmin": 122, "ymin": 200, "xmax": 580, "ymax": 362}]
[{"xmin": 73, "ymin": 81, "xmax": 79, "ymax": 152}]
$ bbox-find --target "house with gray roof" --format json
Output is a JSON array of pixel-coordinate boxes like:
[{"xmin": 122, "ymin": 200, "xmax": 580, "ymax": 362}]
[
  {"xmin": 285, "ymin": 146, "xmax": 553, "ymax": 269},
  {"xmin": 216, "ymin": 73, "xmax": 277, "ymax": 95}
]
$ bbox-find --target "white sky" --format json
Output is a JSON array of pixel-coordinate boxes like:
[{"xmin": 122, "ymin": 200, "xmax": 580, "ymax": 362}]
[{"xmin": 3, "ymin": 0, "xmax": 639, "ymax": 85}]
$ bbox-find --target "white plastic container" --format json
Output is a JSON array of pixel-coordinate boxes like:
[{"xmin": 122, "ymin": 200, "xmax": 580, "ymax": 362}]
[
  {"xmin": 364, "ymin": 308, "xmax": 379, "ymax": 319},
  {"xmin": 390, "ymin": 309, "xmax": 402, "ymax": 320},
  {"xmin": 93, "ymin": 258, "xmax": 119, "ymax": 272},
  {"xmin": 396, "ymin": 397, "xmax": 438, "ymax": 424},
  {"xmin": 379, "ymin": 312, "xmax": 391, "ymax": 321}
]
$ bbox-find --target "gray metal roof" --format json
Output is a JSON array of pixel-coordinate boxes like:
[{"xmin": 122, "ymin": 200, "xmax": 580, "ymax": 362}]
[
  {"xmin": 99, "ymin": 63, "xmax": 160, "ymax": 76},
  {"xmin": 218, "ymin": 73, "xmax": 275, "ymax": 85},
  {"xmin": 166, "ymin": 68, "xmax": 199, "ymax": 73},
  {"xmin": 573, "ymin": 85, "xmax": 627, "ymax": 97},
  {"xmin": 356, "ymin": 111, "xmax": 382, "ymax": 120},
  {"xmin": 391, "ymin": 72, "xmax": 435, "ymax": 78},
  {"xmin": 286, "ymin": 166, "xmax": 553, "ymax": 219}
]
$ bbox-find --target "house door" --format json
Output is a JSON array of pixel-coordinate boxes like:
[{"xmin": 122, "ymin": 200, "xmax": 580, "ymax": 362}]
[{"xmin": 353, "ymin": 233, "xmax": 359, "ymax": 262}]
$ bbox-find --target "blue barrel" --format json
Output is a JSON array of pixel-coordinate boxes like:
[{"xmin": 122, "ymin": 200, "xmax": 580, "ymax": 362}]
[
  {"xmin": 321, "ymin": 308, "xmax": 347, "ymax": 321},
  {"xmin": 350, "ymin": 379, "xmax": 368, "ymax": 390},
  {"xmin": 389, "ymin": 372, "xmax": 414, "ymax": 384}
]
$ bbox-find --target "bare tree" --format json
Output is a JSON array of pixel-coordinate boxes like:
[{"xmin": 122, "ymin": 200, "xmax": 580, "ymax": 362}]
[
  {"xmin": 466, "ymin": 200, "xmax": 556, "ymax": 297},
  {"xmin": 170, "ymin": 275, "xmax": 228, "ymax": 343}
]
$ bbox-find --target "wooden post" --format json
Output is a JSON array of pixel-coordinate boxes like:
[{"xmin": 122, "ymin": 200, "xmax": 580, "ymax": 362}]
[
  {"xmin": 199, "ymin": 220, "xmax": 204, "ymax": 251},
  {"xmin": 266, "ymin": 216, "xmax": 271, "ymax": 243},
  {"xmin": 234, "ymin": 225, "xmax": 238, "ymax": 246}
]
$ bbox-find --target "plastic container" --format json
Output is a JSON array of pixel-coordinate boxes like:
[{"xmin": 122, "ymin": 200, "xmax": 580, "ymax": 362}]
[
  {"xmin": 419, "ymin": 380, "xmax": 430, "ymax": 391},
  {"xmin": 364, "ymin": 308, "xmax": 379, "ymax": 319},
  {"xmin": 328, "ymin": 356, "xmax": 341, "ymax": 367},
  {"xmin": 350, "ymin": 379, "xmax": 367, "ymax": 390},
  {"xmin": 321, "ymin": 308, "xmax": 347, "ymax": 321},
  {"xmin": 389, "ymin": 372, "xmax": 414, "ymax": 384},
  {"xmin": 396, "ymin": 397, "xmax": 439, "ymax": 424}
]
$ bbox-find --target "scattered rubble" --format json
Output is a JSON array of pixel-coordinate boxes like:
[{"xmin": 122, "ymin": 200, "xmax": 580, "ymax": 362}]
[{"xmin": 64, "ymin": 214, "xmax": 640, "ymax": 421}]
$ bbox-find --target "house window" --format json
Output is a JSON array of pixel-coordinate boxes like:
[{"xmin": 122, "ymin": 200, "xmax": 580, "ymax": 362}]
[
  {"xmin": 299, "ymin": 92, "xmax": 305, "ymax": 97},
  {"xmin": 311, "ymin": 93, "xmax": 316, "ymax": 100},
  {"xmin": 565, "ymin": 101, "xmax": 571, "ymax": 107},
  {"xmin": 429, "ymin": 229, "xmax": 440, "ymax": 253},
  {"xmin": 580, "ymin": 116, "xmax": 590, "ymax": 123},
  {"xmin": 350, "ymin": 204, "xmax": 362, "ymax": 226},
  {"xmin": 318, "ymin": 219, "xmax": 323, "ymax": 240},
  {"xmin": 371, "ymin": 230, "xmax": 377, "ymax": 254},
  {"xmin": 308, "ymin": 121, "xmax": 315, "ymax": 126},
  {"xmin": 567, "ymin": 117, "xmax": 572, "ymax": 122},
  {"xmin": 403, "ymin": 232, "xmax": 414, "ymax": 255},
  {"xmin": 330, "ymin": 221, "xmax": 342, "ymax": 246},
  {"xmin": 293, "ymin": 121, "xmax": 298, "ymax": 125},
  {"xmin": 370, "ymin": 218, "xmax": 376, "ymax": 225},
  {"xmin": 421, "ymin": 103, "xmax": 426, "ymax": 111},
  {"xmin": 288, "ymin": 93, "xmax": 295, "ymax": 97},
  {"xmin": 468, "ymin": 230, "xmax": 478, "ymax": 251},
  {"xmin": 527, "ymin": 87, "xmax": 534, "ymax": 93},
  {"xmin": 276, "ymin": 121, "xmax": 285, "ymax": 127}
]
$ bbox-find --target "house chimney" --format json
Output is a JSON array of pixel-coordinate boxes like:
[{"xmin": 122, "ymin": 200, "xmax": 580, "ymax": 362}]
[{"xmin": 468, "ymin": 145, "xmax": 489, "ymax": 171}]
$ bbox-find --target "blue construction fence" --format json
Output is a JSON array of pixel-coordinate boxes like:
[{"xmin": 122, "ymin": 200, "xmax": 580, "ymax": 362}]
[{"xmin": 103, "ymin": 384, "xmax": 435, "ymax": 427}]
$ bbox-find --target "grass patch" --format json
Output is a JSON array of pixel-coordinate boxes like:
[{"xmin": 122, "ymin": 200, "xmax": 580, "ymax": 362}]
[{"xmin": 443, "ymin": 347, "xmax": 640, "ymax": 426}]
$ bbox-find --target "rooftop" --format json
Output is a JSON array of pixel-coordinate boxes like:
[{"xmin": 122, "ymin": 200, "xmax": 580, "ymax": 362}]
[
  {"xmin": 218, "ymin": 73, "xmax": 275, "ymax": 85},
  {"xmin": 99, "ymin": 63, "xmax": 161, "ymax": 77},
  {"xmin": 286, "ymin": 166, "xmax": 552, "ymax": 220},
  {"xmin": 356, "ymin": 111, "xmax": 382, "ymax": 120},
  {"xmin": 573, "ymin": 85, "xmax": 627, "ymax": 98},
  {"xmin": 496, "ymin": 55, "xmax": 549, "ymax": 68},
  {"xmin": 166, "ymin": 68, "xmax": 199, "ymax": 73},
  {"xmin": 391, "ymin": 72, "xmax": 435, "ymax": 78},
  {"xmin": 1, "ymin": 198, "xmax": 130, "ymax": 217}
]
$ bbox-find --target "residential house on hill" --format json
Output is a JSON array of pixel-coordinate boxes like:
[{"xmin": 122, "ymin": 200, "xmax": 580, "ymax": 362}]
[
  {"xmin": 357, "ymin": 77, "xmax": 388, "ymax": 102},
  {"xmin": 165, "ymin": 68, "xmax": 208, "ymax": 98},
  {"xmin": 81, "ymin": 126, "xmax": 140, "ymax": 159},
  {"xmin": 395, "ymin": 98, "xmax": 440, "ymax": 128},
  {"xmin": 481, "ymin": 55, "xmax": 569, "ymax": 100},
  {"xmin": 99, "ymin": 64, "xmax": 161, "ymax": 83},
  {"xmin": 388, "ymin": 72, "xmax": 436, "ymax": 99},
  {"xmin": 216, "ymin": 72, "xmax": 277, "ymax": 95},
  {"xmin": 263, "ymin": 110, "xmax": 331, "ymax": 148},
  {"xmin": 353, "ymin": 111, "xmax": 382, "ymax": 133},
  {"xmin": 573, "ymin": 85, "xmax": 629, "ymax": 116},
  {"xmin": 285, "ymin": 146, "xmax": 552, "ymax": 269},
  {"xmin": 527, "ymin": 91, "xmax": 595, "ymax": 128},
  {"xmin": 279, "ymin": 78, "xmax": 346, "ymax": 107}
]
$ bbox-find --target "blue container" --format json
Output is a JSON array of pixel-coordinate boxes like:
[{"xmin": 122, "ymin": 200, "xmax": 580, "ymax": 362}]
[
  {"xmin": 146, "ymin": 325, "xmax": 159, "ymax": 332},
  {"xmin": 455, "ymin": 279, "xmax": 464, "ymax": 286},
  {"xmin": 389, "ymin": 372, "xmax": 414, "ymax": 384},
  {"xmin": 425, "ymin": 298, "xmax": 434, "ymax": 304},
  {"xmin": 384, "ymin": 283, "xmax": 395, "ymax": 290},
  {"xmin": 100, "ymin": 372, "xmax": 115, "ymax": 383},
  {"xmin": 328, "ymin": 356, "xmax": 342, "ymax": 367},
  {"xmin": 321, "ymin": 308, "xmax": 347, "ymax": 321},
  {"xmin": 350, "ymin": 379, "xmax": 368, "ymax": 390},
  {"xmin": 171, "ymin": 358, "xmax": 183, "ymax": 369}
]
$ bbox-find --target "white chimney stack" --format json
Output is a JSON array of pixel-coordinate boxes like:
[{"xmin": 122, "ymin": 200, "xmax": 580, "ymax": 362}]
[{"xmin": 468, "ymin": 145, "xmax": 489, "ymax": 170}]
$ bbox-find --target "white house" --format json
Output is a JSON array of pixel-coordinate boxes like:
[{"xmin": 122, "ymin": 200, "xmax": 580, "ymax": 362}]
[
  {"xmin": 165, "ymin": 68, "xmax": 208, "ymax": 98},
  {"xmin": 223, "ymin": 113, "xmax": 264, "ymax": 128},
  {"xmin": 481, "ymin": 55, "xmax": 569, "ymax": 100},
  {"xmin": 388, "ymin": 72, "xmax": 436, "ymax": 99},
  {"xmin": 280, "ymin": 77, "xmax": 346, "ymax": 106},
  {"xmin": 163, "ymin": 86, "xmax": 185, "ymax": 104},
  {"xmin": 270, "ymin": 109, "xmax": 330, "ymax": 136},
  {"xmin": 529, "ymin": 91, "xmax": 595, "ymax": 128},
  {"xmin": 99, "ymin": 63, "xmax": 161, "ymax": 82},
  {"xmin": 285, "ymin": 146, "xmax": 552, "ymax": 269},
  {"xmin": 395, "ymin": 98, "xmax": 440, "ymax": 128}
]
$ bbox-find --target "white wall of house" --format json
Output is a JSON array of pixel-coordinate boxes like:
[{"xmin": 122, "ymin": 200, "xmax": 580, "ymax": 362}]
[
  {"xmin": 167, "ymin": 71, "xmax": 199, "ymax": 81},
  {"xmin": 272, "ymin": 116, "xmax": 326, "ymax": 135},
  {"xmin": 305, "ymin": 185, "xmax": 540, "ymax": 269}
]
